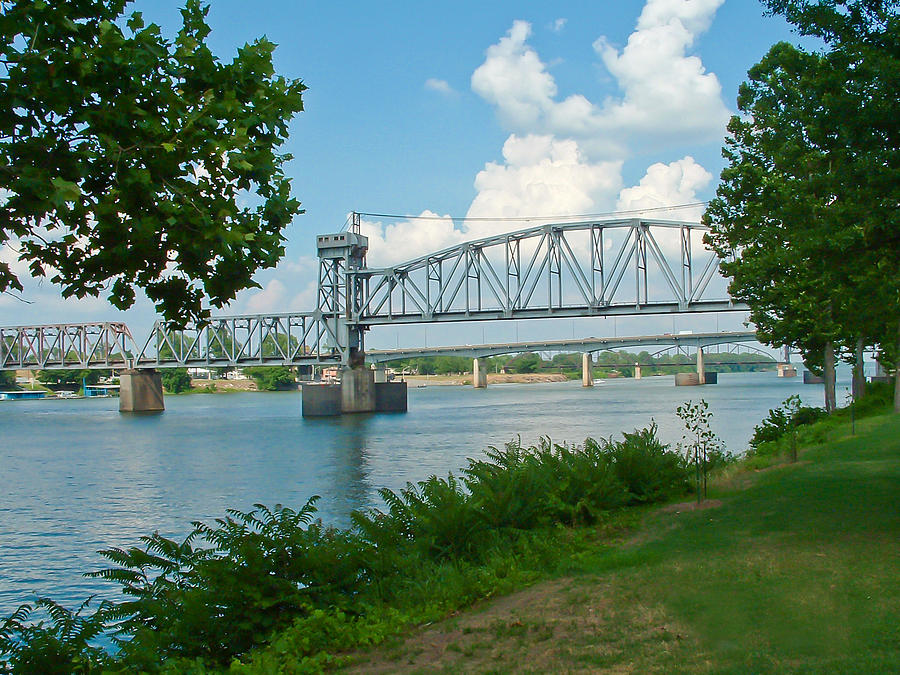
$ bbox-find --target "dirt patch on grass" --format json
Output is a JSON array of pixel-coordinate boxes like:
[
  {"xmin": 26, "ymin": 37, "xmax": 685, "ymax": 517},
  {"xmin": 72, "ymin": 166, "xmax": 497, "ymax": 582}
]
[
  {"xmin": 660, "ymin": 499, "xmax": 723, "ymax": 514},
  {"xmin": 342, "ymin": 577, "xmax": 697, "ymax": 674}
]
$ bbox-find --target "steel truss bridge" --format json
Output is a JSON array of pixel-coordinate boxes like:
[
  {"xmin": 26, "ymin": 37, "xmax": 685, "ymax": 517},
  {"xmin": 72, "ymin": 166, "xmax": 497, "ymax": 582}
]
[{"xmin": 1, "ymin": 217, "xmax": 751, "ymax": 372}]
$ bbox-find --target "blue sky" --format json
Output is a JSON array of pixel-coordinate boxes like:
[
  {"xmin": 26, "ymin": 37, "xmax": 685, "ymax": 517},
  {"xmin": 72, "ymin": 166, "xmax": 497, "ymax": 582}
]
[{"xmin": 1, "ymin": 1, "xmax": 801, "ymax": 347}]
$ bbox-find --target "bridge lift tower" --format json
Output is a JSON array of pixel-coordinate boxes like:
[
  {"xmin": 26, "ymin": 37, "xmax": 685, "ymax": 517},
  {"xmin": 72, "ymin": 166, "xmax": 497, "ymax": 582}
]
[
  {"xmin": 307, "ymin": 218, "xmax": 407, "ymax": 414},
  {"xmin": 315, "ymin": 226, "xmax": 369, "ymax": 368}
]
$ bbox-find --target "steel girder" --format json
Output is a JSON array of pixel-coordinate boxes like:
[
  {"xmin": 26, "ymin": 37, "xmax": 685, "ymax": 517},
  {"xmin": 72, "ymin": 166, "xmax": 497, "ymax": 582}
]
[
  {"xmin": 0, "ymin": 322, "xmax": 135, "ymax": 370},
  {"xmin": 132, "ymin": 313, "xmax": 344, "ymax": 368},
  {"xmin": 352, "ymin": 219, "xmax": 742, "ymax": 325}
]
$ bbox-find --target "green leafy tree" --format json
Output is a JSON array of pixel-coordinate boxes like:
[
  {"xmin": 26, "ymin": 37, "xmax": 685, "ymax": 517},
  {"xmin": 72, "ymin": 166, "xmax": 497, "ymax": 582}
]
[
  {"xmin": 0, "ymin": 370, "xmax": 15, "ymax": 389},
  {"xmin": 36, "ymin": 369, "xmax": 102, "ymax": 386},
  {"xmin": 704, "ymin": 0, "xmax": 899, "ymax": 412},
  {"xmin": 505, "ymin": 352, "xmax": 542, "ymax": 374},
  {"xmin": 676, "ymin": 399, "xmax": 727, "ymax": 502},
  {"xmin": 243, "ymin": 365, "xmax": 295, "ymax": 390},
  {"xmin": 0, "ymin": 0, "xmax": 306, "ymax": 325},
  {"xmin": 161, "ymin": 368, "xmax": 192, "ymax": 393}
]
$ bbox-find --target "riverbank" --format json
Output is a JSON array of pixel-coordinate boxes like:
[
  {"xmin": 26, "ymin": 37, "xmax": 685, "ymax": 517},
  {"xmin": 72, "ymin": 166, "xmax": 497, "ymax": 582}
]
[
  {"xmin": 403, "ymin": 372, "xmax": 570, "ymax": 386},
  {"xmin": 334, "ymin": 410, "xmax": 899, "ymax": 673}
]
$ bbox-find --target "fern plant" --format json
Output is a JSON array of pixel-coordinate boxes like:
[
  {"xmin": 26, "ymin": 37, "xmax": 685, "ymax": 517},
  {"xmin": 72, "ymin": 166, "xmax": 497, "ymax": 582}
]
[
  {"xmin": 86, "ymin": 496, "xmax": 370, "ymax": 667},
  {"xmin": 0, "ymin": 597, "xmax": 111, "ymax": 674}
]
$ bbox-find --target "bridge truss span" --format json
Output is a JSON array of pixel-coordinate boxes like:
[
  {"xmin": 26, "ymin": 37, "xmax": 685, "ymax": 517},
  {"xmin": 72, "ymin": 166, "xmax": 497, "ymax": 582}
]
[
  {"xmin": 353, "ymin": 218, "xmax": 743, "ymax": 325},
  {"xmin": 133, "ymin": 312, "xmax": 345, "ymax": 368},
  {"xmin": 0, "ymin": 322, "xmax": 135, "ymax": 371}
]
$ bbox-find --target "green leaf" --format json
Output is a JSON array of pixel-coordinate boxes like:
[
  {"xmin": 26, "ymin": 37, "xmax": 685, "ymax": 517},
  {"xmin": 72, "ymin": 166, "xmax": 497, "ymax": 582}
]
[{"xmin": 50, "ymin": 178, "xmax": 82, "ymax": 202}]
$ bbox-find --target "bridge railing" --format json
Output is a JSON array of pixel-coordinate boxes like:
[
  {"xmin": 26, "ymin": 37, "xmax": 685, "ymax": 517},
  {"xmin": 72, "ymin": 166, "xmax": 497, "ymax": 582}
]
[{"xmin": 352, "ymin": 219, "xmax": 742, "ymax": 325}]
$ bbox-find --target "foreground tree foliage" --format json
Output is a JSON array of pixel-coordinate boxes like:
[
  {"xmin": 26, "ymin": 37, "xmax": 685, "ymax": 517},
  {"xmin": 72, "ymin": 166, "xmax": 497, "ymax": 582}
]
[
  {"xmin": 704, "ymin": 0, "xmax": 899, "ymax": 411},
  {"xmin": 0, "ymin": 0, "xmax": 306, "ymax": 324}
]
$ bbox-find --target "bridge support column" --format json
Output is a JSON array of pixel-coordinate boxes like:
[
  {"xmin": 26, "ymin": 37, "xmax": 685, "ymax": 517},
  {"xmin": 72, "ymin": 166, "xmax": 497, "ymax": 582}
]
[
  {"xmin": 341, "ymin": 367, "xmax": 377, "ymax": 413},
  {"xmin": 473, "ymin": 358, "xmax": 488, "ymax": 388},
  {"xmin": 119, "ymin": 369, "xmax": 164, "ymax": 413},
  {"xmin": 634, "ymin": 364, "xmax": 642, "ymax": 380},
  {"xmin": 697, "ymin": 347, "xmax": 706, "ymax": 385},
  {"xmin": 373, "ymin": 366, "xmax": 387, "ymax": 383},
  {"xmin": 582, "ymin": 353, "xmax": 593, "ymax": 387}
]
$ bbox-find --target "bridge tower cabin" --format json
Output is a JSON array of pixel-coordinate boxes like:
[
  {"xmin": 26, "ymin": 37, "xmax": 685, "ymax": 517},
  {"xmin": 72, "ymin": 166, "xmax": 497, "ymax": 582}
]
[
  {"xmin": 303, "ymin": 222, "xmax": 407, "ymax": 416},
  {"xmin": 316, "ymin": 228, "xmax": 369, "ymax": 368}
]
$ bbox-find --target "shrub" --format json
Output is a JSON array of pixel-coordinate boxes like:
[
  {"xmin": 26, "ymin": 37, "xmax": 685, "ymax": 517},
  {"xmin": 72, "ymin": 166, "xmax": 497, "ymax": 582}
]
[
  {"xmin": 89, "ymin": 498, "xmax": 370, "ymax": 667},
  {"xmin": 607, "ymin": 424, "xmax": 691, "ymax": 504},
  {"xmin": 465, "ymin": 440, "xmax": 557, "ymax": 531},
  {"xmin": 538, "ymin": 439, "xmax": 629, "ymax": 524},
  {"xmin": 0, "ymin": 598, "xmax": 110, "ymax": 674},
  {"xmin": 356, "ymin": 475, "xmax": 486, "ymax": 563}
]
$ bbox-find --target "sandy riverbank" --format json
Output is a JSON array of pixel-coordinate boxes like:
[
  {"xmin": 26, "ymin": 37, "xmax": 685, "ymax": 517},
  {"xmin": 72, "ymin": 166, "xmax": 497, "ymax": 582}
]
[{"xmin": 400, "ymin": 373, "xmax": 570, "ymax": 386}]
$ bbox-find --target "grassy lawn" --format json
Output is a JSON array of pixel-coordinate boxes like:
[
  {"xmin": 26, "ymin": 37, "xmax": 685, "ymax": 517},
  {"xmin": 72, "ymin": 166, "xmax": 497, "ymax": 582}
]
[{"xmin": 343, "ymin": 414, "xmax": 900, "ymax": 674}]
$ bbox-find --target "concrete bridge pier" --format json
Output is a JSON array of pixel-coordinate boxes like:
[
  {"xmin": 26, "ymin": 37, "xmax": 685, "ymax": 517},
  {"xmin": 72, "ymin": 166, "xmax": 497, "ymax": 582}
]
[
  {"xmin": 582, "ymin": 353, "xmax": 593, "ymax": 387},
  {"xmin": 674, "ymin": 347, "xmax": 718, "ymax": 386},
  {"xmin": 301, "ymin": 366, "xmax": 407, "ymax": 416},
  {"xmin": 341, "ymin": 367, "xmax": 376, "ymax": 413},
  {"xmin": 777, "ymin": 363, "xmax": 797, "ymax": 377},
  {"xmin": 634, "ymin": 364, "xmax": 642, "ymax": 380},
  {"xmin": 473, "ymin": 358, "xmax": 488, "ymax": 388},
  {"xmin": 697, "ymin": 347, "xmax": 706, "ymax": 385},
  {"xmin": 119, "ymin": 369, "xmax": 165, "ymax": 413}
]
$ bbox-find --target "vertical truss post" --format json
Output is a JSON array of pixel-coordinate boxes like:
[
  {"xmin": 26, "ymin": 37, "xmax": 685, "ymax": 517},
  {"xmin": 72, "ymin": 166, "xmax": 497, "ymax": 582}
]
[
  {"xmin": 316, "ymin": 230, "xmax": 369, "ymax": 367},
  {"xmin": 591, "ymin": 225, "xmax": 604, "ymax": 307},
  {"xmin": 635, "ymin": 222, "xmax": 648, "ymax": 309}
]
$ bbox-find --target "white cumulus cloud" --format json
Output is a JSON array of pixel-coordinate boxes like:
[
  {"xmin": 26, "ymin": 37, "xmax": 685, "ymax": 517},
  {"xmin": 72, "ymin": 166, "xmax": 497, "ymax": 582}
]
[
  {"xmin": 617, "ymin": 156, "xmax": 712, "ymax": 220},
  {"xmin": 360, "ymin": 211, "xmax": 464, "ymax": 266},
  {"xmin": 471, "ymin": 0, "xmax": 730, "ymax": 157},
  {"xmin": 594, "ymin": 0, "xmax": 729, "ymax": 142},
  {"xmin": 466, "ymin": 135, "xmax": 622, "ymax": 232}
]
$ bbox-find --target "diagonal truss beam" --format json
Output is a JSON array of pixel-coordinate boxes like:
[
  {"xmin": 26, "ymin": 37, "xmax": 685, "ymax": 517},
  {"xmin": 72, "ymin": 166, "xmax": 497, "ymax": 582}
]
[{"xmin": 351, "ymin": 218, "xmax": 744, "ymax": 325}]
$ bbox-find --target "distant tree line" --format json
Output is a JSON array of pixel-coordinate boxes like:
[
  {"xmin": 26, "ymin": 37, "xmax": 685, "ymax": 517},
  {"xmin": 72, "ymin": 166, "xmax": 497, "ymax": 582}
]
[{"xmin": 383, "ymin": 350, "xmax": 775, "ymax": 377}]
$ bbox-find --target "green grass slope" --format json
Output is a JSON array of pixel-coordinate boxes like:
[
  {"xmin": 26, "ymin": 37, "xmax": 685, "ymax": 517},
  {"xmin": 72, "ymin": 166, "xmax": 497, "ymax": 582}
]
[{"xmin": 346, "ymin": 414, "xmax": 900, "ymax": 674}]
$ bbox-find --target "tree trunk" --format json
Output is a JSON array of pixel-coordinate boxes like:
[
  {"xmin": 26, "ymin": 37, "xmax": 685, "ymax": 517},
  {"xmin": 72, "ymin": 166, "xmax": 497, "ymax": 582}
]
[
  {"xmin": 852, "ymin": 337, "xmax": 865, "ymax": 401},
  {"xmin": 895, "ymin": 319, "xmax": 900, "ymax": 413},
  {"xmin": 824, "ymin": 342, "xmax": 836, "ymax": 413}
]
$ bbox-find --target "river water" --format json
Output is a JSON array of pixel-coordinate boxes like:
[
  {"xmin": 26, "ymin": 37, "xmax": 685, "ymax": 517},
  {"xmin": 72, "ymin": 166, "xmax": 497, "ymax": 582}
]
[{"xmin": 0, "ymin": 371, "xmax": 847, "ymax": 616}]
